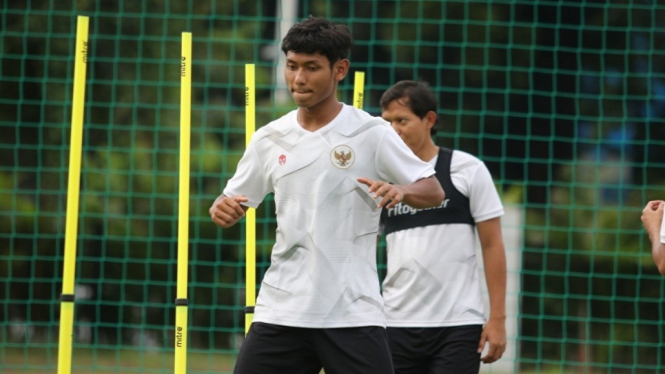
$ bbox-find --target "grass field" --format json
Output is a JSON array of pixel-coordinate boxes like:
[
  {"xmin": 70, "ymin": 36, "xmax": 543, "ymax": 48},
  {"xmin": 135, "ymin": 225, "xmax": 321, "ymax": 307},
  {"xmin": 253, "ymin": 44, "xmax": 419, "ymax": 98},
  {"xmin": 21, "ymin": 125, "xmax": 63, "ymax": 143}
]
[
  {"xmin": 3, "ymin": 346, "xmax": 581, "ymax": 374},
  {"xmin": 2, "ymin": 347, "xmax": 236, "ymax": 373}
]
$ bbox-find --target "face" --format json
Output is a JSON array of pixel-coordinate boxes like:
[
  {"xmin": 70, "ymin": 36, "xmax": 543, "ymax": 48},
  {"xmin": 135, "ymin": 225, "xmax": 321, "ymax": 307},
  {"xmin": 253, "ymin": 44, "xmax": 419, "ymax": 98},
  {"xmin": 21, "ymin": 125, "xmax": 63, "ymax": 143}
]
[
  {"xmin": 284, "ymin": 51, "xmax": 349, "ymax": 109},
  {"xmin": 381, "ymin": 99, "xmax": 435, "ymax": 154}
]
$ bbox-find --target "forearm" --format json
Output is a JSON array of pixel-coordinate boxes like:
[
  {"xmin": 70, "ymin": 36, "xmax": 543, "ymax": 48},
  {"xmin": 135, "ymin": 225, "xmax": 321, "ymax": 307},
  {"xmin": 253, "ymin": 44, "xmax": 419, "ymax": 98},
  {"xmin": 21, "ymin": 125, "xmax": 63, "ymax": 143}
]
[
  {"xmin": 645, "ymin": 226, "xmax": 665, "ymax": 275},
  {"xmin": 483, "ymin": 244, "xmax": 507, "ymax": 320},
  {"xmin": 652, "ymin": 241, "xmax": 665, "ymax": 275},
  {"xmin": 641, "ymin": 202, "xmax": 665, "ymax": 275},
  {"xmin": 400, "ymin": 176, "xmax": 445, "ymax": 209}
]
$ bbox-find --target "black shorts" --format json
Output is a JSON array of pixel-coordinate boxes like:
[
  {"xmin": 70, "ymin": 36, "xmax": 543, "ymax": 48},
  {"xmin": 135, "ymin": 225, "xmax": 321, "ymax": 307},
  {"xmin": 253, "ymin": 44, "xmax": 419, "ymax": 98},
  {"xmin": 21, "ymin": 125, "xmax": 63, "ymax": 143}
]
[
  {"xmin": 234, "ymin": 322, "xmax": 394, "ymax": 374},
  {"xmin": 387, "ymin": 325, "xmax": 482, "ymax": 374}
]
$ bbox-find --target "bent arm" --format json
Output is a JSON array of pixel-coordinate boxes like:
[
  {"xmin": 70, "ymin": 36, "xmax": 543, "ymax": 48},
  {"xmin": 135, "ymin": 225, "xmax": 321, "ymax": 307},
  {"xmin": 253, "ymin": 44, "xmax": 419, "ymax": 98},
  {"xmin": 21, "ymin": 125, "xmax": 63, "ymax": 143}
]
[
  {"xmin": 646, "ymin": 222, "xmax": 665, "ymax": 275},
  {"xmin": 399, "ymin": 175, "xmax": 445, "ymax": 209},
  {"xmin": 641, "ymin": 201, "xmax": 665, "ymax": 275}
]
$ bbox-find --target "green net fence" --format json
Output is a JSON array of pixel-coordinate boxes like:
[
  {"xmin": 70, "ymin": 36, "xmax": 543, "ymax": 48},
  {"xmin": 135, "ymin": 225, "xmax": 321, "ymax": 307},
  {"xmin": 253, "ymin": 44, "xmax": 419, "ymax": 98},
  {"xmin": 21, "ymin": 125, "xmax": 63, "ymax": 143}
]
[{"xmin": 2, "ymin": 0, "xmax": 665, "ymax": 373}]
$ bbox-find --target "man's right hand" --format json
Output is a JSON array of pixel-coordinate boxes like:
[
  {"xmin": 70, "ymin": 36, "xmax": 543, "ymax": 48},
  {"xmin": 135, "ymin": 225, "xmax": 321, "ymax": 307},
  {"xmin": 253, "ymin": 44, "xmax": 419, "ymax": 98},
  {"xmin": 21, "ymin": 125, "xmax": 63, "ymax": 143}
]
[
  {"xmin": 642, "ymin": 200, "xmax": 664, "ymax": 235},
  {"xmin": 209, "ymin": 195, "xmax": 249, "ymax": 228}
]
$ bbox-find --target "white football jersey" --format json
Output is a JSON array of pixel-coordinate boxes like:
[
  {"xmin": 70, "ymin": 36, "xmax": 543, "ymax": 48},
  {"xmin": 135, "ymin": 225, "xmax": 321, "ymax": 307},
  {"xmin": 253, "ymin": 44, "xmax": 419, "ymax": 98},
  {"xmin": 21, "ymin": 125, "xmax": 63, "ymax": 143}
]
[
  {"xmin": 223, "ymin": 104, "xmax": 436, "ymax": 328},
  {"xmin": 382, "ymin": 150, "xmax": 504, "ymax": 327}
]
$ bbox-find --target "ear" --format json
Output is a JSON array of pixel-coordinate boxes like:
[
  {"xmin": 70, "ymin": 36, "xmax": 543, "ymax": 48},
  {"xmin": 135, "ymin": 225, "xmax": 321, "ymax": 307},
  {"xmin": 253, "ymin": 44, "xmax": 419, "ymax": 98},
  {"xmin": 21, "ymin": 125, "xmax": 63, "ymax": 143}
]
[
  {"xmin": 424, "ymin": 110, "xmax": 437, "ymax": 130},
  {"xmin": 333, "ymin": 59, "xmax": 350, "ymax": 81}
]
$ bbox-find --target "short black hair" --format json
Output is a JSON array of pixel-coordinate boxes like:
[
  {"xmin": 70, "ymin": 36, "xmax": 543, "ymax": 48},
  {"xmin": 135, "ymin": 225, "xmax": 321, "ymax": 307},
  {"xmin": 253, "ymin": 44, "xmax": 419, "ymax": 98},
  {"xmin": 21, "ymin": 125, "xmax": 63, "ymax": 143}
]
[
  {"xmin": 281, "ymin": 16, "xmax": 354, "ymax": 66},
  {"xmin": 380, "ymin": 80, "xmax": 439, "ymax": 136}
]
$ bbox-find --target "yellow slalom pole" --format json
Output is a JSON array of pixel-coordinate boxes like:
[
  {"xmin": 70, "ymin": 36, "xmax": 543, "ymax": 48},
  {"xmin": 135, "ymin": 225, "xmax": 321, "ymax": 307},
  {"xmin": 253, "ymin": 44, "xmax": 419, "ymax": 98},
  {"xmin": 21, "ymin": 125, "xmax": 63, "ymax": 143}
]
[
  {"xmin": 353, "ymin": 71, "xmax": 365, "ymax": 109},
  {"xmin": 57, "ymin": 15, "xmax": 89, "ymax": 374},
  {"xmin": 244, "ymin": 64, "xmax": 256, "ymax": 335},
  {"xmin": 174, "ymin": 31, "xmax": 192, "ymax": 374}
]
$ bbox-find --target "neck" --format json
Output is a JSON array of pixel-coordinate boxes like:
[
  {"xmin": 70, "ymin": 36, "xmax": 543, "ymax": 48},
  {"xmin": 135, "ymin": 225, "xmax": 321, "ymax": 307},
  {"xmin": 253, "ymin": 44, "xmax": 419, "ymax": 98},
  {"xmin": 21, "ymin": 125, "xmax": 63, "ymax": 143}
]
[
  {"xmin": 416, "ymin": 140, "xmax": 440, "ymax": 162},
  {"xmin": 298, "ymin": 101, "xmax": 343, "ymax": 132}
]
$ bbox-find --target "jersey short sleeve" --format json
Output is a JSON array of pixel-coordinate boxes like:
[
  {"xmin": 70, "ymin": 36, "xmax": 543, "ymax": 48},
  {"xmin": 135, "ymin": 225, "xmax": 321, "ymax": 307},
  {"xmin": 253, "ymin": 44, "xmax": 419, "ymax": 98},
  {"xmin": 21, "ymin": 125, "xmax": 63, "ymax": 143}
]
[
  {"xmin": 375, "ymin": 127, "xmax": 435, "ymax": 185},
  {"xmin": 222, "ymin": 134, "xmax": 272, "ymax": 208},
  {"xmin": 451, "ymin": 151, "xmax": 503, "ymax": 223}
]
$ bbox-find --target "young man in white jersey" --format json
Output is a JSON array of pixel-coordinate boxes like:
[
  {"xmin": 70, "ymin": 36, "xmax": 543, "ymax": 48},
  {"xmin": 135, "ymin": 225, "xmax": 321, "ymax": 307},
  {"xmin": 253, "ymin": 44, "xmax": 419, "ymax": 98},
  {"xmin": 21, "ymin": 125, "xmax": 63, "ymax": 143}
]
[
  {"xmin": 379, "ymin": 80, "xmax": 507, "ymax": 373},
  {"xmin": 641, "ymin": 200, "xmax": 665, "ymax": 275},
  {"xmin": 209, "ymin": 18, "xmax": 445, "ymax": 374}
]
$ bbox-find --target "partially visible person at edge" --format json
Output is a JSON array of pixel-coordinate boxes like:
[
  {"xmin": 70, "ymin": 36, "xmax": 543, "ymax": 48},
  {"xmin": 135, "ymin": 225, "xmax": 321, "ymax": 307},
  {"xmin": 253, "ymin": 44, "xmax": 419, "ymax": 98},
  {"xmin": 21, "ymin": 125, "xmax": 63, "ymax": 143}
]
[
  {"xmin": 378, "ymin": 80, "xmax": 507, "ymax": 374},
  {"xmin": 209, "ymin": 18, "xmax": 445, "ymax": 374},
  {"xmin": 641, "ymin": 200, "xmax": 665, "ymax": 275}
]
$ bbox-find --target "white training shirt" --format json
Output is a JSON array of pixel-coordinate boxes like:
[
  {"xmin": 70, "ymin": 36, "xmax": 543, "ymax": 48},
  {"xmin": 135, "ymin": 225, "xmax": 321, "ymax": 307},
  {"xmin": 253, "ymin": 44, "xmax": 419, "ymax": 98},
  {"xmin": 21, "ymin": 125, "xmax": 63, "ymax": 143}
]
[
  {"xmin": 382, "ymin": 150, "xmax": 504, "ymax": 327},
  {"xmin": 223, "ymin": 104, "xmax": 436, "ymax": 328}
]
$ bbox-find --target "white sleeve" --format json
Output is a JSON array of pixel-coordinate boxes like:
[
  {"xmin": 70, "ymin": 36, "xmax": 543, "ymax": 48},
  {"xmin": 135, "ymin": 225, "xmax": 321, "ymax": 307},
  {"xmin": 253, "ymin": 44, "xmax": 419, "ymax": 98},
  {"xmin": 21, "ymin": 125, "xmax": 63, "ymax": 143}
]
[
  {"xmin": 375, "ymin": 128, "xmax": 435, "ymax": 184},
  {"xmin": 222, "ymin": 136, "xmax": 271, "ymax": 208},
  {"xmin": 660, "ymin": 208, "xmax": 665, "ymax": 244},
  {"xmin": 466, "ymin": 160, "xmax": 504, "ymax": 223}
]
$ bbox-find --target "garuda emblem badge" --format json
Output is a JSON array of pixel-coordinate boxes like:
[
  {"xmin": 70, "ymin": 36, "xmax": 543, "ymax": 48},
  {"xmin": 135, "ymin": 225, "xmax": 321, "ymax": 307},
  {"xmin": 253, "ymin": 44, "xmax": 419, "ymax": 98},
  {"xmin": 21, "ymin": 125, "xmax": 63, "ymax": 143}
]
[{"xmin": 330, "ymin": 145, "xmax": 354, "ymax": 169}]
